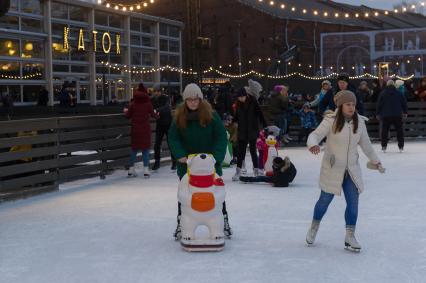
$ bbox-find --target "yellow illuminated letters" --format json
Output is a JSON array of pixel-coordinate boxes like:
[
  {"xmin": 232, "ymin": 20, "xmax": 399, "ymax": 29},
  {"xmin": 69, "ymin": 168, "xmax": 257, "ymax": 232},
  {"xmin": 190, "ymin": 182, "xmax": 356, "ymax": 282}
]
[
  {"xmin": 78, "ymin": 29, "xmax": 85, "ymax": 51},
  {"xmin": 102, "ymin": 32, "xmax": 111, "ymax": 54},
  {"xmin": 63, "ymin": 27, "xmax": 70, "ymax": 50},
  {"xmin": 92, "ymin": 30, "xmax": 98, "ymax": 52},
  {"xmin": 116, "ymin": 34, "xmax": 121, "ymax": 54}
]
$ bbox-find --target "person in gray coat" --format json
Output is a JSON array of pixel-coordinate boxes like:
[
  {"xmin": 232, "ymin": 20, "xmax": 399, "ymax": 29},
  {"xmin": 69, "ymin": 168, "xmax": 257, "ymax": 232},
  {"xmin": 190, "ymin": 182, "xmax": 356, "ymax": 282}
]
[{"xmin": 306, "ymin": 90, "xmax": 385, "ymax": 252}]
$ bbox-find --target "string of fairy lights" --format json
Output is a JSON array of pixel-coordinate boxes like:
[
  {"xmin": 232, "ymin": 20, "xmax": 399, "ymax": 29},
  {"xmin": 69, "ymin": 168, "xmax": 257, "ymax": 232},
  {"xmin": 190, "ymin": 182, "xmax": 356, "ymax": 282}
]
[
  {"xmin": 95, "ymin": 0, "xmax": 425, "ymax": 17},
  {"xmin": 255, "ymin": 0, "xmax": 425, "ymax": 19},
  {"xmin": 100, "ymin": 61, "xmax": 415, "ymax": 80},
  {"xmin": 96, "ymin": 0, "xmax": 156, "ymax": 12},
  {"xmin": 0, "ymin": 72, "xmax": 43, "ymax": 80}
]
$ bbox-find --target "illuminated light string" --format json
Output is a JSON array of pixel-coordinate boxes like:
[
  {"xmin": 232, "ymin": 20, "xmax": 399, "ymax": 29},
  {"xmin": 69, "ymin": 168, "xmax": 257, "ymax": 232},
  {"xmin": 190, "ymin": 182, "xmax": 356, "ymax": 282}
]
[
  {"xmin": 254, "ymin": 0, "xmax": 425, "ymax": 19},
  {"xmin": 0, "ymin": 72, "xmax": 43, "ymax": 80},
  {"xmin": 97, "ymin": 0, "xmax": 156, "ymax": 12},
  {"xmin": 99, "ymin": 62, "xmax": 415, "ymax": 80}
]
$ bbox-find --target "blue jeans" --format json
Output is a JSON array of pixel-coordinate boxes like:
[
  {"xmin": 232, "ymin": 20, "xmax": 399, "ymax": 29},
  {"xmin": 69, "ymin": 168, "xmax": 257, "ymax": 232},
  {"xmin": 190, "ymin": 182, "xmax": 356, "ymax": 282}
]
[
  {"xmin": 129, "ymin": 149, "xmax": 150, "ymax": 167},
  {"xmin": 313, "ymin": 172, "xmax": 359, "ymax": 226},
  {"xmin": 274, "ymin": 113, "xmax": 287, "ymax": 138}
]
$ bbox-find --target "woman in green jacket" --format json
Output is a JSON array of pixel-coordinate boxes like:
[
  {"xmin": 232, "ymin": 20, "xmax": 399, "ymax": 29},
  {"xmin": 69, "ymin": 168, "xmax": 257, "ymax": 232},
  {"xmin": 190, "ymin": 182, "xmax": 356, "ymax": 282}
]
[{"xmin": 168, "ymin": 83, "xmax": 231, "ymax": 240}]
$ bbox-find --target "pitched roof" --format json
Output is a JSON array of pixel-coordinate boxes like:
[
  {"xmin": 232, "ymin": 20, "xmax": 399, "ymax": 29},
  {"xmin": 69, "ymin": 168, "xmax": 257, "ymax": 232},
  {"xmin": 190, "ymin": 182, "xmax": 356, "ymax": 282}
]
[{"xmin": 238, "ymin": 0, "xmax": 426, "ymax": 29}]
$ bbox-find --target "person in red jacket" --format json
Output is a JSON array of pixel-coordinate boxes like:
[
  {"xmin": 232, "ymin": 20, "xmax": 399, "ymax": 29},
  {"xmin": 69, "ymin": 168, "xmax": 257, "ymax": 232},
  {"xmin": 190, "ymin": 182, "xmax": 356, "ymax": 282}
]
[
  {"xmin": 124, "ymin": 83, "xmax": 156, "ymax": 178},
  {"xmin": 414, "ymin": 77, "xmax": 426, "ymax": 101}
]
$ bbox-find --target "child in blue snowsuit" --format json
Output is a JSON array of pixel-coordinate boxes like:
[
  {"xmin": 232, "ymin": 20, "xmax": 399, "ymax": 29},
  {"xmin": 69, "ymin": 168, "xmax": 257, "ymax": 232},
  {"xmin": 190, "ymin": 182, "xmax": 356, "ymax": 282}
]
[{"xmin": 298, "ymin": 103, "xmax": 317, "ymax": 144}]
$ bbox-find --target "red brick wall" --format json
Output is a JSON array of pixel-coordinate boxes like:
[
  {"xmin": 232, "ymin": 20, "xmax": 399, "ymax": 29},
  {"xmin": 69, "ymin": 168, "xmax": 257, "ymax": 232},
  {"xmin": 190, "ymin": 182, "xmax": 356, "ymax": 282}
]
[{"xmin": 145, "ymin": 0, "xmax": 368, "ymax": 75}]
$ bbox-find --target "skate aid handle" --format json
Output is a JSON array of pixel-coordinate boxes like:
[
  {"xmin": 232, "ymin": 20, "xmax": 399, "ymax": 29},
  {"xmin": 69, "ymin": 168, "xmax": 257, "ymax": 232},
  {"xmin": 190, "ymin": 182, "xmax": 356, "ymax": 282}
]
[{"xmin": 366, "ymin": 161, "xmax": 386, "ymax": 174}]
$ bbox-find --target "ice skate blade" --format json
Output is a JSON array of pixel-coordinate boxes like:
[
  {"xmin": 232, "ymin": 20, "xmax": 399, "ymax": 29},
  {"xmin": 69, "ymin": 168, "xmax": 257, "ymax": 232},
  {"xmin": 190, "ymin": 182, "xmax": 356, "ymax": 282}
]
[
  {"xmin": 181, "ymin": 239, "xmax": 225, "ymax": 252},
  {"xmin": 127, "ymin": 174, "xmax": 137, "ymax": 178},
  {"xmin": 344, "ymin": 243, "xmax": 361, "ymax": 253}
]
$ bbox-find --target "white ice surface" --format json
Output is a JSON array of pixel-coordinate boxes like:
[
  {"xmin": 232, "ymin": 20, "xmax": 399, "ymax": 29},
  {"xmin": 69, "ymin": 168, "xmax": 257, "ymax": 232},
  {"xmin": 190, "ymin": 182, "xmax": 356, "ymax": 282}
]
[{"xmin": 1, "ymin": 141, "xmax": 426, "ymax": 283}]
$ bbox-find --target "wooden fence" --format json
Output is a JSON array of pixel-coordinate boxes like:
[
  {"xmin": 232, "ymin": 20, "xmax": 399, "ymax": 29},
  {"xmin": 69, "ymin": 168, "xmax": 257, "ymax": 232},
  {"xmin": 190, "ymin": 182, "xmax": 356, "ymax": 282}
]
[{"xmin": 0, "ymin": 114, "xmax": 169, "ymax": 202}]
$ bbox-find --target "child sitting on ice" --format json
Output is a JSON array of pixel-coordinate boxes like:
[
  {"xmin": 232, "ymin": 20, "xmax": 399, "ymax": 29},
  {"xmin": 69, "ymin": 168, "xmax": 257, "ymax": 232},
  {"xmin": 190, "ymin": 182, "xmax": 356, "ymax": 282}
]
[
  {"xmin": 239, "ymin": 156, "xmax": 297, "ymax": 187},
  {"xmin": 256, "ymin": 126, "xmax": 282, "ymax": 174}
]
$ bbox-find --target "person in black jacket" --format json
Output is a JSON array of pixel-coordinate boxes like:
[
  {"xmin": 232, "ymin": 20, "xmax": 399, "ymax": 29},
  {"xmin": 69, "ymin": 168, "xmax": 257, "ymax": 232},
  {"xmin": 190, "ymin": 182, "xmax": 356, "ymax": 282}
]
[
  {"xmin": 151, "ymin": 84, "xmax": 176, "ymax": 170},
  {"xmin": 376, "ymin": 80, "xmax": 408, "ymax": 152},
  {"xmin": 319, "ymin": 73, "xmax": 364, "ymax": 115},
  {"xmin": 232, "ymin": 87, "xmax": 267, "ymax": 181}
]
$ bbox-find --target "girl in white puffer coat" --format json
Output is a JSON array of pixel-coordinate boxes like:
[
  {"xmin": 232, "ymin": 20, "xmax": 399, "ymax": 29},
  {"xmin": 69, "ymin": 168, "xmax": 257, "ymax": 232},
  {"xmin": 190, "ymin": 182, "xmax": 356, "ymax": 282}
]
[{"xmin": 306, "ymin": 90, "xmax": 385, "ymax": 252}]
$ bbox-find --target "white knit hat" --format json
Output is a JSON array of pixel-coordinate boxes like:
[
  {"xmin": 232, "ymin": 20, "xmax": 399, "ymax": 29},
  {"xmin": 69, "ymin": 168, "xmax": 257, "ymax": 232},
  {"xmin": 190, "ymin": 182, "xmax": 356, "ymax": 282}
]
[
  {"xmin": 244, "ymin": 79, "xmax": 262, "ymax": 99},
  {"xmin": 395, "ymin": 80, "xmax": 404, "ymax": 88},
  {"xmin": 182, "ymin": 83, "xmax": 203, "ymax": 100}
]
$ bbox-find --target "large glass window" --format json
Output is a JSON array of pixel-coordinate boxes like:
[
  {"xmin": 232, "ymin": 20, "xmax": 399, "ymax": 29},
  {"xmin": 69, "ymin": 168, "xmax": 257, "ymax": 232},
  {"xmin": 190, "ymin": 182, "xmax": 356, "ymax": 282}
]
[
  {"xmin": 95, "ymin": 11, "xmax": 109, "ymax": 26},
  {"xmin": 130, "ymin": 19, "xmax": 140, "ymax": 32},
  {"xmin": 79, "ymin": 84, "xmax": 89, "ymax": 101},
  {"xmin": 169, "ymin": 40, "xmax": 180, "ymax": 52},
  {"xmin": 23, "ymin": 85, "xmax": 42, "ymax": 102},
  {"xmin": 21, "ymin": 18, "xmax": 43, "ymax": 33},
  {"xmin": 20, "ymin": 0, "xmax": 42, "ymax": 15},
  {"xmin": 22, "ymin": 40, "xmax": 44, "ymax": 59},
  {"xmin": 142, "ymin": 36, "xmax": 154, "ymax": 48},
  {"xmin": 22, "ymin": 62, "xmax": 44, "ymax": 79},
  {"xmin": 131, "ymin": 49, "xmax": 142, "ymax": 65},
  {"xmin": 142, "ymin": 22, "xmax": 154, "ymax": 34},
  {"xmin": 51, "ymin": 3, "xmax": 68, "ymax": 19},
  {"xmin": 109, "ymin": 15, "xmax": 121, "ymax": 29},
  {"xmin": 0, "ymin": 61, "xmax": 20, "ymax": 78},
  {"xmin": 0, "ymin": 85, "xmax": 21, "ymax": 103},
  {"xmin": 160, "ymin": 39, "xmax": 168, "ymax": 51},
  {"xmin": 52, "ymin": 39, "xmax": 69, "ymax": 60},
  {"xmin": 142, "ymin": 52, "xmax": 154, "ymax": 66},
  {"xmin": 0, "ymin": 38, "xmax": 20, "ymax": 57},
  {"xmin": 69, "ymin": 5, "xmax": 87, "ymax": 22},
  {"xmin": 0, "ymin": 15, "xmax": 19, "ymax": 30}
]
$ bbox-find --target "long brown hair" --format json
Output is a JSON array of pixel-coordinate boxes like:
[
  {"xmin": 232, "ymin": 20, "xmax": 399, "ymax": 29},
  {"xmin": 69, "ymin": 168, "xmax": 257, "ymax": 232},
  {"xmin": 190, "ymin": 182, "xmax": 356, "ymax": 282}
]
[
  {"xmin": 333, "ymin": 106, "xmax": 359, "ymax": 134},
  {"xmin": 175, "ymin": 100, "xmax": 213, "ymax": 129}
]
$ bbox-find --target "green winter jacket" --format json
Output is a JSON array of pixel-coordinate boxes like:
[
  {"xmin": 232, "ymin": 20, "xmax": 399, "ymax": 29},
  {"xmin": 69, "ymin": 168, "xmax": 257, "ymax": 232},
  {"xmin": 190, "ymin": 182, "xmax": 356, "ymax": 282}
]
[
  {"xmin": 168, "ymin": 111, "xmax": 228, "ymax": 178},
  {"xmin": 268, "ymin": 92, "xmax": 289, "ymax": 117}
]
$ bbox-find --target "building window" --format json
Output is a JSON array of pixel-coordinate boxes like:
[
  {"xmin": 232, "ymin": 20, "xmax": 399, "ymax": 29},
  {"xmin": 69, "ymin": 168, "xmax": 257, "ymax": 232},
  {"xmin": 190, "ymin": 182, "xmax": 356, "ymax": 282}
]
[
  {"xmin": 169, "ymin": 40, "xmax": 179, "ymax": 52},
  {"xmin": 131, "ymin": 49, "xmax": 142, "ymax": 65},
  {"xmin": 20, "ymin": 0, "xmax": 42, "ymax": 15},
  {"xmin": 22, "ymin": 40, "xmax": 44, "ymax": 59},
  {"xmin": 142, "ymin": 52, "xmax": 154, "ymax": 66},
  {"xmin": 22, "ymin": 62, "xmax": 44, "ymax": 79},
  {"xmin": 0, "ymin": 61, "xmax": 20, "ymax": 78},
  {"xmin": 69, "ymin": 5, "xmax": 88, "ymax": 22},
  {"xmin": 21, "ymin": 18, "xmax": 43, "ymax": 33},
  {"xmin": 51, "ymin": 2, "xmax": 68, "ymax": 19},
  {"xmin": 130, "ymin": 19, "xmax": 141, "ymax": 32},
  {"xmin": 0, "ymin": 15, "xmax": 19, "ymax": 30},
  {"xmin": 0, "ymin": 38, "xmax": 20, "ymax": 57},
  {"xmin": 23, "ymin": 85, "xmax": 43, "ymax": 102},
  {"xmin": 160, "ymin": 39, "xmax": 168, "ymax": 51}
]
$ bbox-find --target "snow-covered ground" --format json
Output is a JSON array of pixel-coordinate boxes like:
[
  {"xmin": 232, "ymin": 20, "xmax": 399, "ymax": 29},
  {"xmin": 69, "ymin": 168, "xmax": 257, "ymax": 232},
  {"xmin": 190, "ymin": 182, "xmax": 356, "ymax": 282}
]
[{"xmin": 1, "ymin": 141, "xmax": 426, "ymax": 283}]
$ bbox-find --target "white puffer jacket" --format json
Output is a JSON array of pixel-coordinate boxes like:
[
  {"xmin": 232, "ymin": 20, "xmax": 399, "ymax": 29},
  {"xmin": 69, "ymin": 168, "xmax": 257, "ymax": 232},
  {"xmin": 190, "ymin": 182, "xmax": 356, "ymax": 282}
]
[{"xmin": 307, "ymin": 111, "xmax": 380, "ymax": 195}]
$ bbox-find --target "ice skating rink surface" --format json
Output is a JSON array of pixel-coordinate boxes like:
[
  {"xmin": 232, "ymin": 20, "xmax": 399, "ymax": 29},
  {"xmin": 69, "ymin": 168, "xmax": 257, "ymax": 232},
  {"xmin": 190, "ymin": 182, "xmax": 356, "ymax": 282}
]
[{"xmin": 1, "ymin": 141, "xmax": 425, "ymax": 283}]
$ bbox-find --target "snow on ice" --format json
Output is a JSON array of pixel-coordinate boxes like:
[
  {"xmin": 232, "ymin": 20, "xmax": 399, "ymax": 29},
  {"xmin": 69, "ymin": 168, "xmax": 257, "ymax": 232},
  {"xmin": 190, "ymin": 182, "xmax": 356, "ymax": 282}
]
[{"xmin": 1, "ymin": 141, "xmax": 426, "ymax": 283}]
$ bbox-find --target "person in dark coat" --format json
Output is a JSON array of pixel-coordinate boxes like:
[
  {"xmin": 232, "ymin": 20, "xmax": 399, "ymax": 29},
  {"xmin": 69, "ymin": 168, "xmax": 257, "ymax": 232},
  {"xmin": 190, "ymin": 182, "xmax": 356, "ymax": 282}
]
[
  {"xmin": 376, "ymin": 80, "xmax": 408, "ymax": 152},
  {"xmin": 320, "ymin": 73, "xmax": 364, "ymax": 115},
  {"xmin": 151, "ymin": 84, "xmax": 175, "ymax": 171},
  {"xmin": 369, "ymin": 79, "xmax": 382, "ymax": 103},
  {"xmin": 125, "ymin": 83, "xmax": 156, "ymax": 178},
  {"xmin": 232, "ymin": 87, "xmax": 267, "ymax": 181},
  {"xmin": 37, "ymin": 87, "xmax": 49, "ymax": 106}
]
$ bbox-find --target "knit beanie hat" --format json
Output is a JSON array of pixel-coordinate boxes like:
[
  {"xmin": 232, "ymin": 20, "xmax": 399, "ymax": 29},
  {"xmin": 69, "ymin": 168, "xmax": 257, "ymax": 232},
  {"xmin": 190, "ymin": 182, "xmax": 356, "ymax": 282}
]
[
  {"xmin": 337, "ymin": 73, "xmax": 350, "ymax": 83},
  {"xmin": 245, "ymin": 79, "xmax": 262, "ymax": 99},
  {"xmin": 395, "ymin": 80, "xmax": 404, "ymax": 89},
  {"xmin": 182, "ymin": 83, "xmax": 203, "ymax": 100},
  {"xmin": 322, "ymin": 80, "xmax": 331, "ymax": 86},
  {"xmin": 274, "ymin": 85, "xmax": 285, "ymax": 93},
  {"xmin": 334, "ymin": 90, "xmax": 357, "ymax": 107}
]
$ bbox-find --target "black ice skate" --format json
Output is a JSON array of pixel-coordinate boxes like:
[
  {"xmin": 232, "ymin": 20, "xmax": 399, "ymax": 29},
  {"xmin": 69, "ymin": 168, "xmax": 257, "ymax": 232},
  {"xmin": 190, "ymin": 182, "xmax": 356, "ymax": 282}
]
[{"xmin": 223, "ymin": 213, "xmax": 232, "ymax": 239}]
